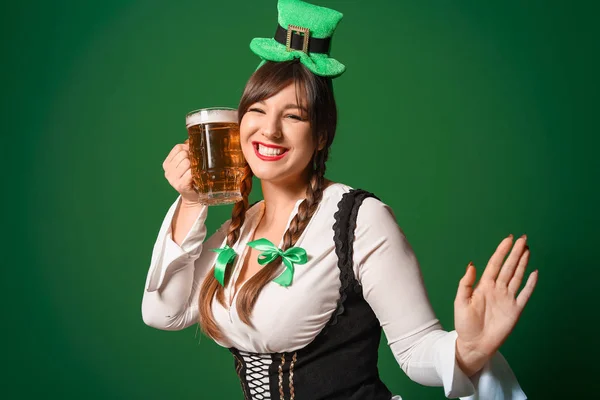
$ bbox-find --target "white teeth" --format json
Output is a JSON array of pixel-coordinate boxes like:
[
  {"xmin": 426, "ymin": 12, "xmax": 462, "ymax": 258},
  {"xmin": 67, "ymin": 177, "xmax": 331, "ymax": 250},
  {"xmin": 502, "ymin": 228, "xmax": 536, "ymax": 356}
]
[{"xmin": 258, "ymin": 144, "xmax": 285, "ymax": 156}]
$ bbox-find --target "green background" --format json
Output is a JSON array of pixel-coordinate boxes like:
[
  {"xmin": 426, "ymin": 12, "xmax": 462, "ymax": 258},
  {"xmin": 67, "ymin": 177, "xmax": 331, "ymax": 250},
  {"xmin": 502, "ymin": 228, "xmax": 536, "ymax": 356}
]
[{"xmin": 3, "ymin": 0, "xmax": 598, "ymax": 398}]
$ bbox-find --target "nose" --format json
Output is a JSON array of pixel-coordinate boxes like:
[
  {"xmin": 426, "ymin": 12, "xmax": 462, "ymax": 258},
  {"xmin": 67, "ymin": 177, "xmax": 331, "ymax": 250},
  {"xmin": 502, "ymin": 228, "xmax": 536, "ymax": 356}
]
[{"xmin": 260, "ymin": 115, "xmax": 283, "ymax": 140}]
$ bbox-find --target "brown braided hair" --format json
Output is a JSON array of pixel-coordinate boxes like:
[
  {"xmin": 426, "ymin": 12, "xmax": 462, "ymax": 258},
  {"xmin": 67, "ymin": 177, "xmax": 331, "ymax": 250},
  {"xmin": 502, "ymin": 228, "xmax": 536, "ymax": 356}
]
[
  {"xmin": 197, "ymin": 163, "xmax": 253, "ymax": 341},
  {"xmin": 198, "ymin": 60, "xmax": 337, "ymax": 340}
]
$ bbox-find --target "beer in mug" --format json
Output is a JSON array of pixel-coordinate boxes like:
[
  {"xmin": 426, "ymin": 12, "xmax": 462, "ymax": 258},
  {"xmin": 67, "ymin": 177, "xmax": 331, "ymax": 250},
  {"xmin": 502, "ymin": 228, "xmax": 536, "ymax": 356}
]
[{"xmin": 185, "ymin": 107, "xmax": 246, "ymax": 206}]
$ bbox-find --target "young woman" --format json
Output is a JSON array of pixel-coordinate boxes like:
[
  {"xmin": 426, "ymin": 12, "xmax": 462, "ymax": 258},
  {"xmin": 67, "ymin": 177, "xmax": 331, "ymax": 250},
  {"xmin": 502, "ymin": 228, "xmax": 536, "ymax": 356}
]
[{"xmin": 142, "ymin": 1, "xmax": 537, "ymax": 399}]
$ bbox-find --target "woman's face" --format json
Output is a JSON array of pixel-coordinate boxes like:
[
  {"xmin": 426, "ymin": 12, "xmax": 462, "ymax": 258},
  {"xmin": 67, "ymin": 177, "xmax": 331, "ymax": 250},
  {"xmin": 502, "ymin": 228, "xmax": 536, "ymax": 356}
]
[{"xmin": 240, "ymin": 81, "xmax": 321, "ymax": 185}]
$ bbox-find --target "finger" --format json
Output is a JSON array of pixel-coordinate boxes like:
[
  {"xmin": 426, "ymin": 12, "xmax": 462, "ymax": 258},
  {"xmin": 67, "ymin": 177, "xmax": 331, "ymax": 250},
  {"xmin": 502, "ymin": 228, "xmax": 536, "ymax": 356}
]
[
  {"xmin": 175, "ymin": 150, "xmax": 190, "ymax": 170},
  {"xmin": 481, "ymin": 235, "xmax": 513, "ymax": 282},
  {"xmin": 516, "ymin": 270, "xmax": 538, "ymax": 309},
  {"xmin": 165, "ymin": 144, "xmax": 183, "ymax": 165},
  {"xmin": 508, "ymin": 247, "xmax": 530, "ymax": 294},
  {"xmin": 455, "ymin": 262, "xmax": 476, "ymax": 307},
  {"xmin": 497, "ymin": 234, "xmax": 528, "ymax": 286},
  {"xmin": 177, "ymin": 168, "xmax": 193, "ymax": 189},
  {"xmin": 165, "ymin": 143, "xmax": 189, "ymax": 166},
  {"xmin": 164, "ymin": 152, "xmax": 189, "ymax": 183},
  {"xmin": 169, "ymin": 149, "xmax": 189, "ymax": 171},
  {"xmin": 174, "ymin": 158, "xmax": 191, "ymax": 180}
]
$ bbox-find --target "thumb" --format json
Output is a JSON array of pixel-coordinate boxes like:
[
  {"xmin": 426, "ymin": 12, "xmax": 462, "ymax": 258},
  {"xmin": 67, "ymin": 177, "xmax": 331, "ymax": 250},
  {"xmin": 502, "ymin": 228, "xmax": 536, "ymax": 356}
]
[{"xmin": 455, "ymin": 262, "xmax": 476, "ymax": 307}]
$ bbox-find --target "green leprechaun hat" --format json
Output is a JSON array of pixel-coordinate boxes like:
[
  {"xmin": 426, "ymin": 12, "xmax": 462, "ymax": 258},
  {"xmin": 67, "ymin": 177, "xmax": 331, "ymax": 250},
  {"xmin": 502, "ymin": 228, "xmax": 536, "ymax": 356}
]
[{"xmin": 250, "ymin": 0, "xmax": 345, "ymax": 78}]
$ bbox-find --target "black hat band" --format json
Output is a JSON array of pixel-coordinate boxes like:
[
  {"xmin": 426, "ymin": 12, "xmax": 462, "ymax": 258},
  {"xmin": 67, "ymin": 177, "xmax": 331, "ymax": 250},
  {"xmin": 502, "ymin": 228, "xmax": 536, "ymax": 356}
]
[{"xmin": 274, "ymin": 24, "xmax": 332, "ymax": 55}]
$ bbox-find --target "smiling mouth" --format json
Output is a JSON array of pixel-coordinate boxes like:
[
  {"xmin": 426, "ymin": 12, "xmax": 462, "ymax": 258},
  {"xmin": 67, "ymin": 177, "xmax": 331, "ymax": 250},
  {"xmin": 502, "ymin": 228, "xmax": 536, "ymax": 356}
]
[{"xmin": 253, "ymin": 142, "xmax": 289, "ymax": 160}]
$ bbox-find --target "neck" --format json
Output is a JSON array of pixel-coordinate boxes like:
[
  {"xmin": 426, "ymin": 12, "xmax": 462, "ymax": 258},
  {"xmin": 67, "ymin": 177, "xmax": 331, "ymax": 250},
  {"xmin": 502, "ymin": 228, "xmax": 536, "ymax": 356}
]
[{"xmin": 260, "ymin": 176, "xmax": 312, "ymax": 228}]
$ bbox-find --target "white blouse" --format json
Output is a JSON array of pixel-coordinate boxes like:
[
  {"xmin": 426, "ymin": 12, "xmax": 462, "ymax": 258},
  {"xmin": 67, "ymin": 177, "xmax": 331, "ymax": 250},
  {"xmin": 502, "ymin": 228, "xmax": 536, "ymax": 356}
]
[{"xmin": 142, "ymin": 182, "xmax": 527, "ymax": 399}]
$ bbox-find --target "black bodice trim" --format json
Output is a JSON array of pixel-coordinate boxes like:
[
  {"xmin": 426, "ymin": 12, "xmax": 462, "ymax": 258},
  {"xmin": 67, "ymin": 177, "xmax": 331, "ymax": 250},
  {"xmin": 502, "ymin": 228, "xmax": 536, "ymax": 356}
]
[{"xmin": 328, "ymin": 189, "xmax": 381, "ymax": 328}]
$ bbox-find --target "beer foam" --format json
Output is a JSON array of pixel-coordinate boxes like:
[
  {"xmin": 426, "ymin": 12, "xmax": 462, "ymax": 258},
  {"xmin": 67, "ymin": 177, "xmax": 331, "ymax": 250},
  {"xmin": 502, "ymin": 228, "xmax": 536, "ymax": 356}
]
[{"xmin": 186, "ymin": 108, "xmax": 238, "ymax": 128}]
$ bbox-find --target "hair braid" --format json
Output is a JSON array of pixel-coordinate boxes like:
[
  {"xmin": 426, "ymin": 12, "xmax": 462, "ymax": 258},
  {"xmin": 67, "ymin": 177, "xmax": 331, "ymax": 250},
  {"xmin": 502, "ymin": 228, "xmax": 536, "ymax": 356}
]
[
  {"xmin": 235, "ymin": 150, "xmax": 328, "ymax": 325},
  {"xmin": 198, "ymin": 164, "xmax": 253, "ymax": 341}
]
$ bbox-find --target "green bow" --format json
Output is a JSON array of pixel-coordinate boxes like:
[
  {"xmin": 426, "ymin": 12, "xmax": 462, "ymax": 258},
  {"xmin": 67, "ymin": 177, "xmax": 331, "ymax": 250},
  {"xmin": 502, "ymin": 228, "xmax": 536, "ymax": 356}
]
[
  {"xmin": 210, "ymin": 244, "xmax": 237, "ymax": 286},
  {"xmin": 247, "ymin": 238, "xmax": 308, "ymax": 287}
]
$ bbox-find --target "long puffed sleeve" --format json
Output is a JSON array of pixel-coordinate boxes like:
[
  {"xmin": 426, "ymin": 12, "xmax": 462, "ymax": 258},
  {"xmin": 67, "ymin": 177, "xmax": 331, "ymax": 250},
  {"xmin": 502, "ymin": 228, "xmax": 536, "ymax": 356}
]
[
  {"xmin": 352, "ymin": 198, "xmax": 527, "ymax": 399},
  {"xmin": 141, "ymin": 195, "xmax": 230, "ymax": 331}
]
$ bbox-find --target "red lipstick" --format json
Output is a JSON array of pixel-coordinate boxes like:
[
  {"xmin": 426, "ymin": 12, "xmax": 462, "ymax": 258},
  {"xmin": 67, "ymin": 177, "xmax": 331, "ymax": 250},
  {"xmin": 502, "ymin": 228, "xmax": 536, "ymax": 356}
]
[{"xmin": 253, "ymin": 141, "xmax": 289, "ymax": 161}]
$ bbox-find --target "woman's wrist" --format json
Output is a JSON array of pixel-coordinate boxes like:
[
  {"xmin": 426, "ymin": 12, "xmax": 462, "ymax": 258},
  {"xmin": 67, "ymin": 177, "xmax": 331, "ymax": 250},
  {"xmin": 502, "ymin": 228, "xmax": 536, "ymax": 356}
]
[
  {"xmin": 180, "ymin": 196, "xmax": 203, "ymax": 208},
  {"xmin": 455, "ymin": 338, "xmax": 492, "ymax": 377},
  {"xmin": 180, "ymin": 200, "xmax": 203, "ymax": 208}
]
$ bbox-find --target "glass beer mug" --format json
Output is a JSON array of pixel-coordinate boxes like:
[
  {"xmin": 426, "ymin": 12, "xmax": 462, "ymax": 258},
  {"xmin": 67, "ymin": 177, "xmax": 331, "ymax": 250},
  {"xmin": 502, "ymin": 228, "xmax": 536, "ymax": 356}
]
[{"xmin": 185, "ymin": 107, "xmax": 246, "ymax": 206}]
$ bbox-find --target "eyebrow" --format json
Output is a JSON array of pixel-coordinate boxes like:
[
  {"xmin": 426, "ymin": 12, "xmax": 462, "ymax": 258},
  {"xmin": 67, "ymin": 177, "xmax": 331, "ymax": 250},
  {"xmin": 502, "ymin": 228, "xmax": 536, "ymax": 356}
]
[{"xmin": 258, "ymin": 101, "xmax": 308, "ymax": 113}]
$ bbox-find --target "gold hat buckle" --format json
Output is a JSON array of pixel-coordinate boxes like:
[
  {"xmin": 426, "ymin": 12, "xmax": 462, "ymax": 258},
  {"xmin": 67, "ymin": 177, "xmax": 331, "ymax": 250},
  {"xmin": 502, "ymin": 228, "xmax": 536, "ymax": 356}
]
[{"xmin": 286, "ymin": 25, "xmax": 310, "ymax": 53}]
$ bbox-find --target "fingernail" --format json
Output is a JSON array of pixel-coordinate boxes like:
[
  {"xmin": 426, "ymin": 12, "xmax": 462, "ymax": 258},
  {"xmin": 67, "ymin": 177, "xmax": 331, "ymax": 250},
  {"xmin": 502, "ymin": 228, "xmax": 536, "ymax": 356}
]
[
  {"xmin": 520, "ymin": 234, "xmax": 527, "ymax": 240},
  {"xmin": 508, "ymin": 234, "xmax": 514, "ymax": 239}
]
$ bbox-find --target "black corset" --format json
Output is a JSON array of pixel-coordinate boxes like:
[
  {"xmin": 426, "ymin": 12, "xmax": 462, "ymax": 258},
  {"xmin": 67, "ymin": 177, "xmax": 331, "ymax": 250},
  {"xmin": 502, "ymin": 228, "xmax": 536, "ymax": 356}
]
[{"xmin": 230, "ymin": 189, "xmax": 393, "ymax": 400}]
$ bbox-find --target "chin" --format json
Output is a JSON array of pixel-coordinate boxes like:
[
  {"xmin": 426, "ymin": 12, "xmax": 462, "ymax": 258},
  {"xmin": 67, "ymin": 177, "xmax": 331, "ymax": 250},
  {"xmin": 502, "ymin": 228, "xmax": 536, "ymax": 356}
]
[{"xmin": 250, "ymin": 166, "xmax": 289, "ymax": 183}]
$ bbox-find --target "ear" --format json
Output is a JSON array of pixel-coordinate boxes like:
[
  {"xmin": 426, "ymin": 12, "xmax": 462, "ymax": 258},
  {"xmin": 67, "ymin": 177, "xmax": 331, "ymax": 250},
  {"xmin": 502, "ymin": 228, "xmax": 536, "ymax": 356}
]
[{"xmin": 317, "ymin": 132, "xmax": 327, "ymax": 151}]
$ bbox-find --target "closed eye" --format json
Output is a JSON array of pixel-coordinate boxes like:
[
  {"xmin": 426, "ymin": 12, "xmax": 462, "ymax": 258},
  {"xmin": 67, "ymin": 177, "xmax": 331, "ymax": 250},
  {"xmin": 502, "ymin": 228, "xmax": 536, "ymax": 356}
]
[
  {"xmin": 286, "ymin": 114, "xmax": 305, "ymax": 121},
  {"xmin": 248, "ymin": 107, "xmax": 265, "ymax": 114}
]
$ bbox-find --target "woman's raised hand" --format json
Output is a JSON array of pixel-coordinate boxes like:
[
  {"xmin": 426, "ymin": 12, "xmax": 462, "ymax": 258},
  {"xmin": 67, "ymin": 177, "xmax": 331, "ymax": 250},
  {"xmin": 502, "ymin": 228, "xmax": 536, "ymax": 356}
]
[
  {"xmin": 453, "ymin": 234, "xmax": 538, "ymax": 376},
  {"xmin": 162, "ymin": 139, "xmax": 200, "ymax": 206}
]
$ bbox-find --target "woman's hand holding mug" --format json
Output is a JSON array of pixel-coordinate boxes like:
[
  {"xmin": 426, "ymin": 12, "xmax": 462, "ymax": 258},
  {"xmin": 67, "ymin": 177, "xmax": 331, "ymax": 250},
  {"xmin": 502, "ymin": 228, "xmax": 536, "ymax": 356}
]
[{"xmin": 162, "ymin": 139, "xmax": 200, "ymax": 207}]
